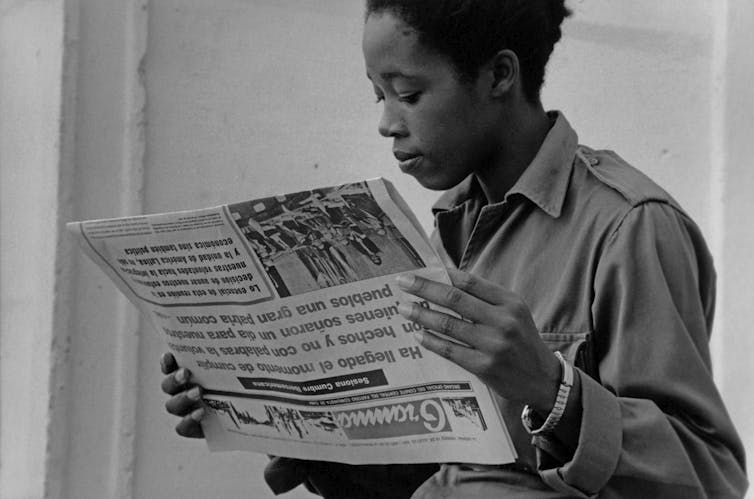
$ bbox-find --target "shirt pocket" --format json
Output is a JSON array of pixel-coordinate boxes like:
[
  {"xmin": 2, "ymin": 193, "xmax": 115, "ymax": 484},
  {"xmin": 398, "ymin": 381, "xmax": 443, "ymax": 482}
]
[{"xmin": 539, "ymin": 331, "xmax": 598, "ymax": 382}]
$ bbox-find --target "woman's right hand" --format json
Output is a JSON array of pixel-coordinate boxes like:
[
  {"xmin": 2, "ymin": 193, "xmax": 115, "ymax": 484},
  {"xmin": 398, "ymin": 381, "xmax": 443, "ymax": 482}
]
[{"xmin": 160, "ymin": 352, "xmax": 206, "ymax": 438}]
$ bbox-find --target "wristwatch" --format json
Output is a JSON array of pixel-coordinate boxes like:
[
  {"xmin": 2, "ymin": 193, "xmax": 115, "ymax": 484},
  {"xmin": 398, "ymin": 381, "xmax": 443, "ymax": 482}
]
[{"xmin": 521, "ymin": 351, "xmax": 573, "ymax": 435}]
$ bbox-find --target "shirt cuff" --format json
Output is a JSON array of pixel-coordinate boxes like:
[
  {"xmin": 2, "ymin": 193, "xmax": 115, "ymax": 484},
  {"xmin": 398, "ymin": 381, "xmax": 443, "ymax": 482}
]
[{"xmin": 537, "ymin": 368, "xmax": 622, "ymax": 497}]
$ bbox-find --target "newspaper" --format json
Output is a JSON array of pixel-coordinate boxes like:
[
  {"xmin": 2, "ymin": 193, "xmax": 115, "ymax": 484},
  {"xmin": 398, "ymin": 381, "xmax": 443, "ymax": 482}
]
[{"xmin": 67, "ymin": 178, "xmax": 516, "ymax": 465}]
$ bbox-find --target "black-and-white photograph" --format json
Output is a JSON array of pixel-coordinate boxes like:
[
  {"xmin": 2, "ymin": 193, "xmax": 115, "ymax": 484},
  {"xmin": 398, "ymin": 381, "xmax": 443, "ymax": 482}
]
[
  {"xmin": 6, "ymin": 1, "xmax": 753, "ymax": 498},
  {"xmin": 442, "ymin": 397, "xmax": 487, "ymax": 432},
  {"xmin": 264, "ymin": 406, "xmax": 308, "ymax": 440},
  {"xmin": 205, "ymin": 398, "xmax": 243, "ymax": 429},
  {"xmin": 205, "ymin": 398, "xmax": 276, "ymax": 433},
  {"xmin": 229, "ymin": 182, "xmax": 425, "ymax": 297},
  {"xmin": 206, "ymin": 399, "xmax": 348, "ymax": 442},
  {"xmin": 297, "ymin": 410, "xmax": 346, "ymax": 440}
]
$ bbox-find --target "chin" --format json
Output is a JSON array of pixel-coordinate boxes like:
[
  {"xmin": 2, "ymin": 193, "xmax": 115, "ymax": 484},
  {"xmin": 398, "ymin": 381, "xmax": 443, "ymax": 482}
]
[{"xmin": 411, "ymin": 172, "xmax": 464, "ymax": 192}]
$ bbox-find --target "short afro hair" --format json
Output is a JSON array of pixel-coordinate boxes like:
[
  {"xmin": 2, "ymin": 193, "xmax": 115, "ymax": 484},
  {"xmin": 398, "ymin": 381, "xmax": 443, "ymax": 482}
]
[{"xmin": 365, "ymin": 0, "xmax": 571, "ymax": 102}]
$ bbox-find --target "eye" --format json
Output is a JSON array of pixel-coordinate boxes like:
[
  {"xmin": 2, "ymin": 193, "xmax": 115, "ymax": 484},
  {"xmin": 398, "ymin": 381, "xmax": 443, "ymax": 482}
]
[
  {"xmin": 398, "ymin": 92, "xmax": 420, "ymax": 104},
  {"xmin": 371, "ymin": 83, "xmax": 385, "ymax": 104}
]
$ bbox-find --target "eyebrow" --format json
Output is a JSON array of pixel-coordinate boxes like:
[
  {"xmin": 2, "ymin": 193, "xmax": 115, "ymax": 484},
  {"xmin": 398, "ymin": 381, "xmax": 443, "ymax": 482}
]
[{"xmin": 366, "ymin": 71, "xmax": 418, "ymax": 82}]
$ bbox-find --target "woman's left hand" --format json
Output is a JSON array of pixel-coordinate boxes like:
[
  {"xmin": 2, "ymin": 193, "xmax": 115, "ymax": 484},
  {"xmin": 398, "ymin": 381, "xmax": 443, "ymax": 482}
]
[{"xmin": 397, "ymin": 268, "xmax": 561, "ymax": 414}]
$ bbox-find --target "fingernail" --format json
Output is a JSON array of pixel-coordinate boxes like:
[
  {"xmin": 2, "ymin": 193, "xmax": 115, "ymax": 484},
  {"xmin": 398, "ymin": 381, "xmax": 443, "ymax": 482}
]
[
  {"xmin": 176, "ymin": 369, "xmax": 187, "ymax": 384},
  {"xmin": 397, "ymin": 302, "xmax": 413, "ymax": 318},
  {"xmin": 396, "ymin": 274, "xmax": 415, "ymax": 289},
  {"xmin": 190, "ymin": 407, "xmax": 205, "ymax": 421},
  {"xmin": 187, "ymin": 386, "xmax": 201, "ymax": 401},
  {"xmin": 413, "ymin": 331, "xmax": 424, "ymax": 344}
]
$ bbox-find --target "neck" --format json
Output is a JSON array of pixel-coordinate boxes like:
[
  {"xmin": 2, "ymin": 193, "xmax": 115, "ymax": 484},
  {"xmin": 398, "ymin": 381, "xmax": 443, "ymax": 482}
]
[{"xmin": 476, "ymin": 102, "xmax": 552, "ymax": 204}]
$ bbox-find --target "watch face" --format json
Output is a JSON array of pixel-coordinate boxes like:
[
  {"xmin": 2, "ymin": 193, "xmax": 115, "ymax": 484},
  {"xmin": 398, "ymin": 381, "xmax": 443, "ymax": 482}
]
[{"xmin": 520, "ymin": 405, "xmax": 545, "ymax": 435}]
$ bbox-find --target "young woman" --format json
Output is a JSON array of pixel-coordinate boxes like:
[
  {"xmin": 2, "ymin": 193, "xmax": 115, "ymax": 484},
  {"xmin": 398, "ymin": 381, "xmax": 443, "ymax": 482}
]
[{"xmin": 161, "ymin": 1, "xmax": 747, "ymax": 497}]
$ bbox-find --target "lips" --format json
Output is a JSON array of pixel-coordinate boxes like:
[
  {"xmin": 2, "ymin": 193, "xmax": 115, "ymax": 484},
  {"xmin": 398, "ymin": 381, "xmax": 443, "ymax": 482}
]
[
  {"xmin": 393, "ymin": 150, "xmax": 419, "ymax": 161},
  {"xmin": 393, "ymin": 150, "xmax": 423, "ymax": 173}
]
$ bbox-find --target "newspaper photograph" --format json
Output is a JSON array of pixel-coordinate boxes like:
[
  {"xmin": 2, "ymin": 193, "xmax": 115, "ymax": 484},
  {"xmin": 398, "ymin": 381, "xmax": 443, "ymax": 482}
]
[{"xmin": 67, "ymin": 178, "xmax": 516, "ymax": 465}]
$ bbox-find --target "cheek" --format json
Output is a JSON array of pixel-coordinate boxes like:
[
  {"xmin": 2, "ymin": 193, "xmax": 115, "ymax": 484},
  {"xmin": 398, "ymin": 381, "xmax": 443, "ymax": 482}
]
[{"xmin": 414, "ymin": 107, "xmax": 465, "ymax": 149}]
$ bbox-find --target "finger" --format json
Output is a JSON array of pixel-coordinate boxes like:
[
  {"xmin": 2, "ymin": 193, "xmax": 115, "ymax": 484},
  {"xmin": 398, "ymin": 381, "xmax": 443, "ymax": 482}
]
[
  {"xmin": 398, "ymin": 301, "xmax": 483, "ymax": 348},
  {"xmin": 446, "ymin": 268, "xmax": 511, "ymax": 305},
  {"xmin": 161, "ymin": 367, "xmax": 192, "ymax": 395},
  {"xmin": 165, "ymin": 385, "xmax": 203, "ymax": 416},
  {"xmin": 397, "ymin": 273, "xmax": 489, "ymax": 323},
  {"xmin": 175, "ymin": 407, "xmax": 206, "ymax": 439},
  {"xmin": 414, "ymin": 329, "xmax": 480, "ymax": 371},
  {"xmin": 448, "ymin": 269, "xmax": 535, "ymax": 328},
  {"xmin": 160, "ymin": 352, "xmax": 178, "ymax": 375}
]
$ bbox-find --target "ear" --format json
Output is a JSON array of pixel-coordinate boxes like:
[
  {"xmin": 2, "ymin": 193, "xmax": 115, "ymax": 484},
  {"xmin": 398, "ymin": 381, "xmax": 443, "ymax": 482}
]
[{"xmin": 487, "ymin": 49, "xmax": 519, "ymax": 97}]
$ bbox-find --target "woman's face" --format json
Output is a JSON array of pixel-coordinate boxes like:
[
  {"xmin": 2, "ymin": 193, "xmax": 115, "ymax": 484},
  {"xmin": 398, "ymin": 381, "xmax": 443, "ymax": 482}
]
[{"xmin": 362, "ymin": 11, "xmax": 502, "ymax": 190}]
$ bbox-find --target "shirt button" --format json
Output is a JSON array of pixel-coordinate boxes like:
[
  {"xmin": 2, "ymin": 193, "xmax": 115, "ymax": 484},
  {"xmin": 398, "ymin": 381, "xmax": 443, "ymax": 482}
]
[{"xmin": 589, "ymin": 156, "xmax": 600, "ymax": 166}]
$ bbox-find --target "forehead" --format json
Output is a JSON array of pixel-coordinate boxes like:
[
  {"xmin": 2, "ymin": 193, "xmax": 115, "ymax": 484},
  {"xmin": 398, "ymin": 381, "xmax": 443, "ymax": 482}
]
[{"xmin": 362, "ymin": 12, "xmax": 449, "ymax": 81}]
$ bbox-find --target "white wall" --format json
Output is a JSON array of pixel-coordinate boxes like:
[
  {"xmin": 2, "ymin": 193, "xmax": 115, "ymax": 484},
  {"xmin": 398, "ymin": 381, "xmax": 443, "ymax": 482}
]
[
  {"xmin": 547, "ymin": 0, "xmax": 717, "ymax": 230},
  {"xmin": 141, "ymin": 0, "xmax": 429, "ymax": 224},
  {"xmin": 0, "ymin": 1, "xmax": 63, "ymax": 498},
  {"xmin": 718, "ymin": 0, "xmax": 754, "ymax": 465},
  {"xmin": 1, "ymin": 1, "xmax": 752, "ymax": 498}
]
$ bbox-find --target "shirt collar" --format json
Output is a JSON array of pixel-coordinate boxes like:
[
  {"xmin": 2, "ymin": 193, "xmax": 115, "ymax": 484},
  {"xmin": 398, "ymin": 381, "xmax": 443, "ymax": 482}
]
[{"xmin": 432, "ymin": 111, "xmax": 578, "ymax": 218}]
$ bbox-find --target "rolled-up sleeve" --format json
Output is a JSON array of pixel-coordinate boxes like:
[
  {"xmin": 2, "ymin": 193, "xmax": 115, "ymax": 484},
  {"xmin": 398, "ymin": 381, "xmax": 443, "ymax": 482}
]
[{"xmin": 536, "ymin": 201, "xmax": 748, "ymax": 498}]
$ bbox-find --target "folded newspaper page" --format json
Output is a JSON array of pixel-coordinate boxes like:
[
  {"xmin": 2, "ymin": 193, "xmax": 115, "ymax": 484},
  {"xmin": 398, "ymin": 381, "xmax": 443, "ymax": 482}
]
[{"xmin": 67, "ymin": 178, "xmax": 516, "ymax": 465}]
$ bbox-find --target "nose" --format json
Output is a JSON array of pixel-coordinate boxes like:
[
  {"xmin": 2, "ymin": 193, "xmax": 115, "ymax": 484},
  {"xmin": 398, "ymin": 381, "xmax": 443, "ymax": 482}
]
[{"xmin": 378, "ymin": 102, "xmax": 407, "ymax": 138}]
